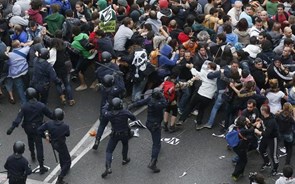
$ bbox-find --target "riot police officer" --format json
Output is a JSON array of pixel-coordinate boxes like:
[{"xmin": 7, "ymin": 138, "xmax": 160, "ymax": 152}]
[
  {"xmin": 4, "ymin": 141, "xmax": 32, "ymax": 184},
  {"xmin": 6, "ymin": 87, "xmax": 54, "ymax": 174},
  {"xmin": 38, "ymin": 108, "xmax": 71, "ymax": 184},
  {"xmin": 128, "ymin": 88, "xmax": 168, "ymax": 173},
  {"xmin": 92, "ymin": 74, "xmax": 125, "ymax": 150},
  {"xmin": 101, "ymin": 97, "xmax": 136, "ymax": 178},
  {"xmin": 31, "ymin": 48, "xmax": 62, "ymax": 104}
]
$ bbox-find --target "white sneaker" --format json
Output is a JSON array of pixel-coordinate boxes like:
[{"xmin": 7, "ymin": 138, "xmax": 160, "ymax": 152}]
[
  {"xmin": 75, "ymin": 85, "xmax": 88, "ymax": 91},
  {"xmin": 191, "ymin": 110, "xmax": 198, "ymax": 116}
]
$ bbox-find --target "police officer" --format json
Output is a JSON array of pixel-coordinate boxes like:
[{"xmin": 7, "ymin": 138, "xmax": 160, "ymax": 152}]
[
  {"xmin": 6, "ymin": 87, "xmax": 54, "ymax": 174},
  {"xmin": 128, "ymin": 88, "xmax": 168, "ymax": 173},
  {"xmin": 101, "ymin": 97, "xmax": 136, "ymax": 178},
  {"xmin": 4, "ymin": 141, "xmax": 32, "ymax": 184},
  {"xmin": 95, "ymin": 51, "xmax": 126, "ymax": 100},
  {"xmin": 92, "ymin": 74, "xmax": 125, "ymax": 150},
  {"xmin": 31, "ymin": 48, "xmax": 62, "ymax": 104},
  {"xmin": 38, "ymin": 108, "xmax": 71, "ymax": 184}
]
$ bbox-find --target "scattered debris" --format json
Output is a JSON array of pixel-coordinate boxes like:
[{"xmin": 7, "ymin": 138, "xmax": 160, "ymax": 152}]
[
  {"xmin": 219, "ymin": 156, "xmax": 225, "ymax": 160},
  {"xmin": 161, "ymin": 137, "xmax": 180, "ymax": 145},
  {"xmin": 212, "ymin": 133, "xmax": 225, "ymax": 138}
]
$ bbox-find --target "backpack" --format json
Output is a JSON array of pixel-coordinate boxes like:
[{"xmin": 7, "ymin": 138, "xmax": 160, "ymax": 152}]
[
  {"xmin": 79, "ymin": 37, "xmax": 94, "ymax": 51},
  {"xmin": 163, "ymin": 80, "xmax": 176, "ymax": 102},
  {"xmin": 149, "ymin": 49, "xmax": 160, "ymax": 67},
  {"xmin": 225, "ymin": 128, "xmax": 246, "ymax": 148}
]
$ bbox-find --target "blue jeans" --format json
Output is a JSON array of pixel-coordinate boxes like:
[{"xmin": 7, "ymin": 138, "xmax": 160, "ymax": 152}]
[
  {"xmin": 56, "ymin": 74, "xmax": 73, "ymax": 100},
  {"xmin": 178, "ymin": 87, "xmax": 191, "ymax": 113},
  {"xmin": 5, "ymin": 76, "xmax": 27, "ymax": 104},
  {"xmin": 207, "ymin": 90, "xmax": 224, "ymax": 127},
  {"xmin": 132, "ymin": 77, "xmax": 148, "ymax": 102}
]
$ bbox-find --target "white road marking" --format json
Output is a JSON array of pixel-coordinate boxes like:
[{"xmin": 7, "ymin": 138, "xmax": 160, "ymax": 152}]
[{"xmin": 44, "ymin": 106, "xmax": 147, "ymax": 183}]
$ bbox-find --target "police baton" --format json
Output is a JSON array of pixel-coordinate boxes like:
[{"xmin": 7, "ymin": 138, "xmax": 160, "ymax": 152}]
[
  {"xmin": 95, "ymin": 62, "xmax": 124, "ymax": 76},
  {"xmin": 45, "ymin": 132, "xmax": 58, "ymax": 163}
]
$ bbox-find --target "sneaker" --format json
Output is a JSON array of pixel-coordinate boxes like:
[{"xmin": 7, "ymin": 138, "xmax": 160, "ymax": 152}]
[
  {"xmin": 177, "ymin": 108, "xmax": 183, "ymax": 115},
  {"xmin": 39, "ymin": 166, "xmax": 48, "ymax": 175},
  {"xmin": 176, "ymin": 121, "xmax": 183, "ymax": 126},
  {"xmin": 191, "ymin": 110, "xmax": 198, "ymax": 116},
  {"xmin": 203, "ymin": 123, "xmax": 212, "ymax": 129},
  {"xmin": 68, "ymin": 100, "xmax": 76, "ymax": 106},
  {"xmin": 75, "ymin": 85, "xmax": 87, "ymax": 91},
  {"xmin": 232, "ymin": 174, "xmax": 243, "ymax": 181},
  {"xmin": 260, "ymin": 162, "xmax": 271, "ymax": 171},
  {"xmin": 271, "ymin": 169, "xmax": 278, "ymax": 176},
  {"xmin": 169, "ymin": 126, "xmax": 177, "ymax": 133},
  {"xmin": 122, "ymin": 158, "xmax": 131, "ymax": 165},
  {"xmin": 219, "ymin": 121, "xmax": 225, "ymax": 128},
  {"xmin": 195, "ymin": 124, "xmax": 203, "ymax": 130}
]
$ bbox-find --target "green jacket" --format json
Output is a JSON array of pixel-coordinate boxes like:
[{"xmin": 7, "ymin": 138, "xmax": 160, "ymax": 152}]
[
  {"xmin": 71, "ymin": 33, "xmax": 91, "ymax": 58},
  {"xmin": 45, "ymin": 13, "xmax": 65, "ymax": 34}
]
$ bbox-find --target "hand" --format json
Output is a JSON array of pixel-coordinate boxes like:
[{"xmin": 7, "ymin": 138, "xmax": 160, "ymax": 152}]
[
  {"xmin": 220, "ymin": 68, "xmax": 224, "ymax": 73},
  {"xmin": 229, "ymin": 82, "xmax": 235, "ymax": 88},
  {"xmin": 45, "ymin": 135, "xmax": 50, "ymax": 143},
  {"xmin": 254, "ymin": 128, "xmax": 261, "ymax": 135},
  {"xmin": 6, "ymin": 127, "xmax": 14, "ymax": 135}
]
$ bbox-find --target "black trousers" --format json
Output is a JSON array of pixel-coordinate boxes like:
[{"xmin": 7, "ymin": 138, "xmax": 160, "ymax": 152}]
[
  {"xmin": 179, "ymin": 92, "xmax": 212, "ymax": 124},
  {"xmin": 24, "ymin": 124, "xmax": 44, "ymax": 166},
  {"xmin": 106, "ymin": 133, "xmax": 129, "ymax": 166},
  {"xmin": 53, "ymin": 142, "xmax": 71, "ymax": 177},
  {"xmin": 232, "ymin": 146, "xmax": 247, "ymax": 177},
  {"xmin": 259, "ymin": 137, "xmax": 279, "ymax": 169},
  {"xmin": 8, "ymin": 177, "xmax": 26, "ymax": 184}
]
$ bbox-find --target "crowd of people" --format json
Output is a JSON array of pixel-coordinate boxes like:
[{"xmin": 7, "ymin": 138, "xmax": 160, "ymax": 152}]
[{"xmin": 2, "ymin": 0, "xmax": 295, "ymax": 182}]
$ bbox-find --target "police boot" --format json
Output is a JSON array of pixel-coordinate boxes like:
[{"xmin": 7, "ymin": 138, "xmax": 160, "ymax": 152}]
[
  {"xmin": 60, "ymin": 95, "xmax": 66, "ymax": 105},
  {"xmin": 148, "ymin": 158, "xmax": 160, "ymax": 173},
  {"xmin": 92, "ymin": 137, "xmax": 101, "ymax": 150},
  {"xmin": 56, "ymin": 176, "xmax": 68, "ymax": 184},
  {"xmin": 101, "ymin": 163, "xmax": 112, "ymax": 178},
  {"xmin": 39, "ymin": 165, "xmax": 48, "ymax": 175}
]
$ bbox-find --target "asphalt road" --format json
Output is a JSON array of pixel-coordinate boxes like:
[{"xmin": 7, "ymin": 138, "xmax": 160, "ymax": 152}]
[{"xmin": 0, "ymin": 78, "xmax": 292, "ymax": 184}]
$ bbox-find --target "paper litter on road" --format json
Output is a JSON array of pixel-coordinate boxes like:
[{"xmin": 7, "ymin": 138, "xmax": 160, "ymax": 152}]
[
  {"xmin": 219, "ymin": 156, "xmax": 225, "ymax": 160},
  {"xmin": 212, "ymin": 133, "xmax": 225, "ymax": 138},
  {"xmin": 179, "ymin": 171, "xmax": 187, "ymax": 178},
  {"xmin": 279, "ymin": 153, "xmax": 287, "ymax": 158}
]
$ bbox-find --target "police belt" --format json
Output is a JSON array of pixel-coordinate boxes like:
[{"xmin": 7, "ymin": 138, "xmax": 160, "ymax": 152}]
[
  {"xmin": 23, "ymin": 122, "xmax": 42, "ymax": 128},
  {"xmin": 111, "ymin": 130, "xmax": 129, "ymax": 136}
]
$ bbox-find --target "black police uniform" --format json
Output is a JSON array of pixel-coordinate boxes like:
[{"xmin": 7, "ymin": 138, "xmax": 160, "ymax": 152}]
[
  {"xmin": 101, "ymin": 102, "xmax": 136, "ymax": 177},
  {"xmin": 31, "ymin": 56, "xmax": 61, "ymax": 104},
  {"xmin": 8, "ymin": 99, "xmax": 53, "ymax": 171},
  {"xmin": 93, "ymin": 75, "xmax": 126, "ymax": 149},
  {"xmin": 38, "ymin": 120, "xmax": 71, "ymax": 180},
  {"xmin": 4, "ymin": 155, "xmax": 32, "ymax": 184},
  {"xmin": 129, "ymin": 92, "xmax": 168, "ymax": 172}
]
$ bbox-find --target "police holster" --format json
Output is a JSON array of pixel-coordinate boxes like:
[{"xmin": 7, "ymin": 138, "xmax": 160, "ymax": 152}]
[{"xmin": 149, "ymin": 123, "xmax": 160, "ymax": 131}]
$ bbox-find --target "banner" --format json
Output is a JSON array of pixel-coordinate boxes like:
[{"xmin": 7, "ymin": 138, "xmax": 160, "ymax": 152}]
[{"xmin": 99, "ymin": 20, "xmax": 116, "ymax": 33}]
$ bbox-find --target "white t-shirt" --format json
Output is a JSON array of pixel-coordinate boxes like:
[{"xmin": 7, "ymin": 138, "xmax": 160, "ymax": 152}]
[
  {"xmin": 114, "ymin": 25, "xmax": 133, "ymax": 51},
  {"xmin": 266, "ymin": 91, "xmax": 285, "ymax": 114}
]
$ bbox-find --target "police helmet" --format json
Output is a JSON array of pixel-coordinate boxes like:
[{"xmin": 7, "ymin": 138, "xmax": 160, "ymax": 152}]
[
  {"xmin": 101, "ymin": 51, "xmax": 112, "ymax": 63},
  {"xmin": 152, "ymin": 88, "xmax": 162, "ymax": 99},
  {"xmin": 53, "ymin": 108, "xmax": 64, "ymax": 121},
  {"xmin": 38, "ymin": 48, "xmax": 49, "ymax": 60},
  {"xmin": 111, "ymin": 97, "xmax": 123, "ymax": 110},
  {"xmin": 13, "ymin": 141, "xmax": 25, "ymax": 154},
  {"xmin": 26, "ymin": 87, "xmax": 37, "ymax": 99},
  {"xmin": 102, "ymin": 74, "xmax": 115, "ymax": 87}
]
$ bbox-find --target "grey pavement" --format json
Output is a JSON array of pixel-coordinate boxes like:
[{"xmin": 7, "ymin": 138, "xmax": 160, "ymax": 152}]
[{"xmin": 0, "ymin": 78, "xmax": 291, "ymax": 184}]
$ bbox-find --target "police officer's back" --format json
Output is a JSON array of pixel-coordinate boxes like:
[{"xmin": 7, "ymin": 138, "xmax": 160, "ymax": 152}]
[
  {"xmin": 31, "ymin": 48, "xmax": 61, "ymax": 103},
  {"xmin": 4, "ymin": 141, "xmax": 32, "ymax": 184},
  {"xmin": 7, "ymin": 87, "xmax": 53, "ymax": 174},
  {"xmin": 38, "ymin": 108, "xmax": 71, "ymax": 184}
]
